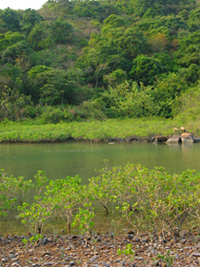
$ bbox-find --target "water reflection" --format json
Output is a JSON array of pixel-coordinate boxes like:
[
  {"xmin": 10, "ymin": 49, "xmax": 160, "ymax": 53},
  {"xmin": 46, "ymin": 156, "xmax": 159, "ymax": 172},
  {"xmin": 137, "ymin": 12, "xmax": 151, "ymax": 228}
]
[{"xmin": 0, "ymin": 142, "xmax": 200, "ymax": 182}]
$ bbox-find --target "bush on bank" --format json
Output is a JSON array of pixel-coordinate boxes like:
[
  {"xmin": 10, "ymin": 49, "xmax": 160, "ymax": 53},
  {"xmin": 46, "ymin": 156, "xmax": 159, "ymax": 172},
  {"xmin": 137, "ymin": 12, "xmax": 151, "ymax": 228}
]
[{"xmin": 0, "ymin": 164, "xmax": 199, "ymax": 237}]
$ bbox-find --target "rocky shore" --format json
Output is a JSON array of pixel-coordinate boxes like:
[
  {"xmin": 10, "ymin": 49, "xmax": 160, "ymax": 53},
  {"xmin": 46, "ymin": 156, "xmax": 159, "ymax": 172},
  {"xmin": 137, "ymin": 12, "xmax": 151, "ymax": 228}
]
[
  {"xmin": 2, "ymin": 134, "xmax": 200, "ymax": 144},
  {"xmin": 1, "ymin": 230, "xmax": 200, "ymax": 267},
  {"xmin": 1, "ymin": 129, "xmax": 200, "ymax": 144}
]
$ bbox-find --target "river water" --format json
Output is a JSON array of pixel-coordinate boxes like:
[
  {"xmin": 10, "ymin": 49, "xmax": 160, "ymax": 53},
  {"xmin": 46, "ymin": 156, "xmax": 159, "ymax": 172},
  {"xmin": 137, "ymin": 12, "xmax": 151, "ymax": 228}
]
[
  {"xmin": 1, "ymin": 141, "xmax": 200, "ymax": 235},
  {"xmin": 1, "ymin": 141, "xmax": 200, "ymax": 182}
]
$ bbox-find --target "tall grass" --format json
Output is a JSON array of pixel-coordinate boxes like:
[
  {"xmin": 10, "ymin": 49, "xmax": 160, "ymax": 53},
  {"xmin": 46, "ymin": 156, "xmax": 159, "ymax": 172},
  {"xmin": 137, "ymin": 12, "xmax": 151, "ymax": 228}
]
[{"xmin": 0, "ymin": 117, "xmax": 199, "ymax": 143}]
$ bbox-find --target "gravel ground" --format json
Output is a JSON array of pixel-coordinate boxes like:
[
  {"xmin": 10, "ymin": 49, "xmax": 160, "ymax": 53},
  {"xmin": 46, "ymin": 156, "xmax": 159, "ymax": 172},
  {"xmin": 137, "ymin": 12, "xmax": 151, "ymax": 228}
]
[{"xmin": 1, "ymin": 230, "xmax": 200, "ymax": 267}]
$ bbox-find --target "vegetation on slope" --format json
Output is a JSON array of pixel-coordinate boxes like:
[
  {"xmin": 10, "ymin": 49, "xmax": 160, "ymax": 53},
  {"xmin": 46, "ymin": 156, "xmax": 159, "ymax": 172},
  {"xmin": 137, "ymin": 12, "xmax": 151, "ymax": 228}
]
[{"xmin": 0, "ymin": 0, "xmax": 200, "ymax": 123}]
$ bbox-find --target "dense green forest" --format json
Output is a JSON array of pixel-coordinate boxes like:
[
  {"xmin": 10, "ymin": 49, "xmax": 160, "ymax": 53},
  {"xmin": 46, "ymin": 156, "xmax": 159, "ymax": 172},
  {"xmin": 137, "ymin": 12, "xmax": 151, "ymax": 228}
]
[{"xmin": 0, "ymin": 0, "xmax": 200, "ymax": 123}]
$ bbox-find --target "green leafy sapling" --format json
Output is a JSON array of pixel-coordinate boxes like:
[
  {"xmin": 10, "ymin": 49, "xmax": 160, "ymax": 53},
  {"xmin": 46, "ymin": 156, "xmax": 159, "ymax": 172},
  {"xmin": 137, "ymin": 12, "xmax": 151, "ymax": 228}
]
[
  {"xmin": 72, "ymin": 205, "xmax": 95, "ymax": 246},
  {"xmin": 118, "ymin": 244, "xmax": 135, "ymax": 261}
]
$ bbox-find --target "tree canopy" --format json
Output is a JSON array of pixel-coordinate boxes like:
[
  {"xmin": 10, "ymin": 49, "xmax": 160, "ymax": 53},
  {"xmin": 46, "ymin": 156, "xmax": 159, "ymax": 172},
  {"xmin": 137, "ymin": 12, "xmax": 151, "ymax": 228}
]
[{"xmin": 0, "ymin": 0, "xmax": 200, "ymax": 121}]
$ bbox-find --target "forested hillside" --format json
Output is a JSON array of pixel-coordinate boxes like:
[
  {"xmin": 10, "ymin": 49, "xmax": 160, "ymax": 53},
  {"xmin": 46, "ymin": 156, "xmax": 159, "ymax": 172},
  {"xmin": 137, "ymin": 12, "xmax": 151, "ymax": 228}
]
[{"xmin": 0, "ymin": 0, "xmax": 200, "ymax": 123}]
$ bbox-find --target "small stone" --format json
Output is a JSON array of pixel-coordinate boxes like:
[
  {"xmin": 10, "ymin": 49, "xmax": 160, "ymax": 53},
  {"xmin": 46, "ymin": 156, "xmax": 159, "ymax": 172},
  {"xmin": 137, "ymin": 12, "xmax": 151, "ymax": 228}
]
[
  {"xmin": 71, "ymin": 235, "xmax": 78, "ymax": 240},
  {"xmin": 154, "ymin": 260, "xmax": 160, "ymax": 266},
  {"xmin": 192, "ymin": 252, "xmax": 200, "ymax": 257},
  {"xmin": 174, "ymin": 253, "xmax": 180, "ymax": 260},
  {"xmin": 89, "ymin": 255, "xmax": 98, "ymax": 262},
  {"xmin": 150, "ymin": 249, "xmax": 156, "ymax": 254},
  {"xmin": 102, "ymin": 261, "xmax": 110, "ymax": 267},
  {"xmin": 11, "ymin": 257, "xmax": 20, "ymax": 262},
  {"xmin": 141, "ymin": 238, "xmax": 149, "ymax": 243},
  {"xmin": 134, "ymin": 256, "xmax": 144, "ymax": 260},
  {"xmin": 43, "ymin": 252, "xmax": 50, "ymax": 257},
  {"xmin": 127, "ymin": 235, "xmax": 134, "ymax": 240},
  {"xmin": 43, "ymin": 262, "xmax": 55, "ymax": 266},
  {"xmin": 176, "ymin": 243, "xmax": 182, "ymax": 248},
  {"xmin": 65, "ymin": 256, "xmax": 74, "ymax": 261},
  {"xmin": 8, "ymin": 254, "xmax": 16, "ymax": 258},
  {"xmin": 11, "ymin": 263, "xmax": 21, "ymax": 267},
  {"xmin": 42, "ymin": 238, "xmax": 48, "ymax": 245},
  {"xmin": 127, "ymin": 230, "xmax": 135, "ymax": 235},
  {"xmin": 180, "ymin": 239, "xmax": 187, "ymax": 244},
  {"xmin": 47, "ymin": 237, "xmax": 53, "ymax": 242}
]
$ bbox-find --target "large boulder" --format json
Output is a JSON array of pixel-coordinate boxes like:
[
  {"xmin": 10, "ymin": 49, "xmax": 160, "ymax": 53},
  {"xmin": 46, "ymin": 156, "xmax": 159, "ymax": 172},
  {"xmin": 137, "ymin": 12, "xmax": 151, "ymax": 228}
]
[
  {"xmin": 166, "ymin": 134, "xmax": 181, "ymax": 144},
  {"xmin": 181, "ymin": 132, "xmax": 194, "ymax": 143}
]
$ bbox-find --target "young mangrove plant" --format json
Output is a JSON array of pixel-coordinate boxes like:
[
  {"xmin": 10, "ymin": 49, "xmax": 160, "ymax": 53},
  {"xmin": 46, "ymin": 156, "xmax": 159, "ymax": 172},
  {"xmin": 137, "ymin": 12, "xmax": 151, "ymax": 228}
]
[
  {"xmin": 117, "ymin": 243, "xmax": 135, "ymax": 262},
  {"xmin": 156, "ymin": 250, "xmax": 174, "ymax": 267},
  {"xmin": 158, "ymin": 169, "xmax": 200, "ymax": 237},
  {"xmin": 88, "ymin": 166, "xmax": 118, "ymax": 215},
  {"xmin": 33, "ymin": 170, "xmax": 50, "ymax": 197},
  {"xmin": 0, "ymin": 169, "xmax": 34, "ymax": 216},
  {"xmin": 1, "ymin": 164, "xmax": 200, "ymax": 237},
  {"xmin": 72, "ymin": 204, "xmax": 95, "ymax": 245},
  {"xmin": 43, "ymin": 175, "xmax": 88, "ymax": 233},
  {"xmin": 115, "ymin": 165, "xmax": 200, "ymax": 236},
  {"xmin": 22, "ymin": 234, "xmax": 45, "ymax": 265},
  {"xmin": 18, "ymin": 174, "xmax": 89, "ymax": 234},
  {"xmin": 18, "ymin": 201, "xmax": 51, "ymax": 234}
]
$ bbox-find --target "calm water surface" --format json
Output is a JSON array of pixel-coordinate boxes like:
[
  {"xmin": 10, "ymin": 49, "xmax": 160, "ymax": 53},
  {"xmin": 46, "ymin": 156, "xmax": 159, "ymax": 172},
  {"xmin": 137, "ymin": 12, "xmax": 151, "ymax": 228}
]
[
  {"xmin": 1, "ymin": 141, "xmax": 200, "ymax": 235},
  {"xmin": 0, "ymin": 142, "xmax": 200, "ymax": 182}
]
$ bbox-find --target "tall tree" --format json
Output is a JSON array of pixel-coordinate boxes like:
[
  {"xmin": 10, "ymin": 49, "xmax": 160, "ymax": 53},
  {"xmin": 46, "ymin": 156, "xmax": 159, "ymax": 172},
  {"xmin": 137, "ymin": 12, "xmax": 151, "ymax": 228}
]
[{"xmin": 0, "ymin": 8, "xmax": 21, "ymax": 33}]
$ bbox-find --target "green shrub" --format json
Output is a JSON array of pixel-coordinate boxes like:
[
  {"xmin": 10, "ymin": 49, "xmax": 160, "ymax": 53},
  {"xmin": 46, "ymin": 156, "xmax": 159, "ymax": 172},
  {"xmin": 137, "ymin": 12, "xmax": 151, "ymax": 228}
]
[
  {"xmin": 39, "ymin": 106, "xmax": 74, "ymax": 123},
  {"xmin": 1, "ymin": 164, "xmax": 200, "ymax": 236}
]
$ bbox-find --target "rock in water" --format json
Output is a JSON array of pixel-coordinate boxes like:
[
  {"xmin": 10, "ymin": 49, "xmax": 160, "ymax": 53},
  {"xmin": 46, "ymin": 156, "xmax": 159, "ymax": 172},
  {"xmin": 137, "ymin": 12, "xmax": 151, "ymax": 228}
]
[
  {"xmin": 181, "ymin": 132, "xmax": 194, "ymax": 143},
  {"xmin": 154, "ymin": 135, "xmax": 168, "ymax": 143},
  {"xmin": 166, "ymin": 135, "xmax": 181, "ymax": 144}
]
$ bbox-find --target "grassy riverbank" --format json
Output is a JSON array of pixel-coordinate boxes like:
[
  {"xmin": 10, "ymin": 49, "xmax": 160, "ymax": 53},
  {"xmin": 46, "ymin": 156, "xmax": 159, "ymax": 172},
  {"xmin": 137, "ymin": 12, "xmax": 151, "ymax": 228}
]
[{"xmin": 1, "ymin": 117, "xmax": 200, "ymax": 143}]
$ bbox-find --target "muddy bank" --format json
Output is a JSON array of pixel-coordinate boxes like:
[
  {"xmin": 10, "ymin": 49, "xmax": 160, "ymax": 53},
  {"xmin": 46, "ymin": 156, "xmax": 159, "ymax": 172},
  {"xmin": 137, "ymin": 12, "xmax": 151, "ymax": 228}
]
[
  {"xmin": 1, "ymin": 136, "xmax": 200, "ymax": 144},
  {"xmin": 0, "ymin": 135, "xmax": 171, "ymax": 144},
  {"xmin": 1, "ymin": 230, "xmax": 200, "ymax": 267}
]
